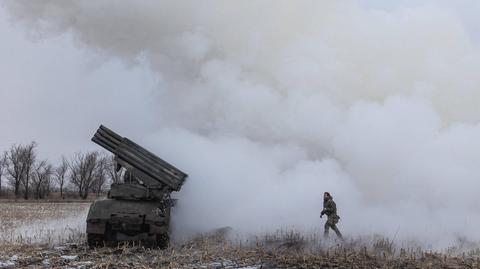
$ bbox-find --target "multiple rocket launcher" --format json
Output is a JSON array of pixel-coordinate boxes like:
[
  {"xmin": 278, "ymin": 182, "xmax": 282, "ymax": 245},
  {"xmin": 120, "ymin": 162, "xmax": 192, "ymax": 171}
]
[{"xmin": 92, "ymin": 125, "xmax": 187, "ymax": 196}]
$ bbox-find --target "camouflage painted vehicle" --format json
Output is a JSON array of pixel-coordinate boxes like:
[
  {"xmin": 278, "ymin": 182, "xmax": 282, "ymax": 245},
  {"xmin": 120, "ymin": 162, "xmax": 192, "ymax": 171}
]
[{"xmin": 86, "ymin": 125, "xmax": 187, "ymax": 248}]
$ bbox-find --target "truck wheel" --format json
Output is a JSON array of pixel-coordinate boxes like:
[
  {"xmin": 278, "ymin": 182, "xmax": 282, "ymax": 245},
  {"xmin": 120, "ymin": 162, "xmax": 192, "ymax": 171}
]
[{"xmin": 156, "ymin": 233, "xmax": 169, "ymax": 249}]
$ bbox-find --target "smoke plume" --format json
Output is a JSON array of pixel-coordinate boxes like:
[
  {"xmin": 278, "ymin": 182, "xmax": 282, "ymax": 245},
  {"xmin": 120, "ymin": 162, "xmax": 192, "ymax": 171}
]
[{"xmin": 3, "ymin": 0, "xmax": 480, "ymax": 247}]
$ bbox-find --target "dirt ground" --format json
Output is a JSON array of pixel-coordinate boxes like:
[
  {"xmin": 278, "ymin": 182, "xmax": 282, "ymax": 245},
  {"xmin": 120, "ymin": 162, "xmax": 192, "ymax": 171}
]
[
  {"xmin": 1, "ymin": 202, "xmax": 480, "ymax": 268},
  {"xmin": 1, "ymin": 239, "xmax": 480, "ymax": 269}
]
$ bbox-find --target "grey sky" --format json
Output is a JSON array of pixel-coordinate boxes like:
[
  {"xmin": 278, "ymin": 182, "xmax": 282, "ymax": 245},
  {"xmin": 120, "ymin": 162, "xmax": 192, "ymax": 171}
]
[
  {"xmin": 0, "ymin": 6, "xmax": 158, "ymax": 163},
  {"xmin": 2, "ymin": 1, "xmax": 480, "ymax": 246},
  {"xmin": 1, "ymin": 1, "xmax": 480, "ymax": 164}
]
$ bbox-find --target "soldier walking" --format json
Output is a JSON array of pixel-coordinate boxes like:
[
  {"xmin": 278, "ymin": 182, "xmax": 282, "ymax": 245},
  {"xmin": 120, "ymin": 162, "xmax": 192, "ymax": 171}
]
[{"xmin": 320, "ymin": 192, "xmax": 343, "ymax": 239}]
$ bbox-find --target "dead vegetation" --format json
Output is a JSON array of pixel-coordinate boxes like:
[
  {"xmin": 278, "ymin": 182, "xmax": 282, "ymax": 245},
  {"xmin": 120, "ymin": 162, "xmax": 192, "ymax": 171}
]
[
  {"xmin": 2, "ymin": 203, "xmax": 480, "ymax": 268},
  {"xmin": 2, "ymin": 235, "xmax": 480, "ymax": 268}
]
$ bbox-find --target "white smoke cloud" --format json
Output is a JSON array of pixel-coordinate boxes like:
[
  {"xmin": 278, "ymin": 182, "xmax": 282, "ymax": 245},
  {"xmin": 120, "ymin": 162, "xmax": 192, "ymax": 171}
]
[{"xmin": 3, "ymin": 0, "xmax": 480, "ymax": 247}]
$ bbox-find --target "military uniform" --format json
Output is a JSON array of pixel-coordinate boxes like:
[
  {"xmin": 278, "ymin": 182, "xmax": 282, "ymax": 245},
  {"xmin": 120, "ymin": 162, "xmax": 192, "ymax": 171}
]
[{"xmin": 321, "ymin": 196, "xmax": 343, "ymax": 239}]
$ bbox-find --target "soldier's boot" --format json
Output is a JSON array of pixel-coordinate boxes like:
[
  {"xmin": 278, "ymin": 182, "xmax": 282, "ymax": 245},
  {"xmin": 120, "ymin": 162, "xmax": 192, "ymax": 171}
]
[{"xmin": 332, "ymin": 225, "xmax": 344, "ymax": 241}]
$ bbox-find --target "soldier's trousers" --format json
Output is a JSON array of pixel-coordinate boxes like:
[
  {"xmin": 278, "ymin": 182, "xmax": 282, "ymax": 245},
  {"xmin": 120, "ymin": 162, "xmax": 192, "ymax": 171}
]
[{"xmin": 324, "ymin": 219, "xmax": 343, "ymax": 239}]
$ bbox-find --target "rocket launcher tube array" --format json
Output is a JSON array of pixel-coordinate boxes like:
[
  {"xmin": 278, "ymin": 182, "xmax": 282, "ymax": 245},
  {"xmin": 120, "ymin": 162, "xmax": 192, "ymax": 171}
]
[{"xmin": 92, "ymin": 125, "xmax": 187, "ymax": 192}]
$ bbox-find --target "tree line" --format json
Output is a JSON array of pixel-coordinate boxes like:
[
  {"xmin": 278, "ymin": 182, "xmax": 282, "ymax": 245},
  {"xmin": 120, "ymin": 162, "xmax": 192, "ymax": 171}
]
[{"xmin": 0, "ymin": 142, "xmax": 120, "ymax": 200}]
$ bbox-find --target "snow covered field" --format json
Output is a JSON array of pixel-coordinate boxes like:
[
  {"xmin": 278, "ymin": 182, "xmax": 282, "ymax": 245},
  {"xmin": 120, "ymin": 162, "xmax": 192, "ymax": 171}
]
[{"xmin": 0, "ymin": 202, "xmax": 90, "ymax": 245}]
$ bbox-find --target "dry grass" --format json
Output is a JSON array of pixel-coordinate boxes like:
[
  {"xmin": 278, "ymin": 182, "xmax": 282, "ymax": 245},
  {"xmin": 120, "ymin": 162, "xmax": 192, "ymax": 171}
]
[
  {"xmin": 2, "ymin": 202, "xmax": 480, "ymax": 268},
  {"xmin": 1, "ymin": 235, "xmax": 480, "ymax": 268}
]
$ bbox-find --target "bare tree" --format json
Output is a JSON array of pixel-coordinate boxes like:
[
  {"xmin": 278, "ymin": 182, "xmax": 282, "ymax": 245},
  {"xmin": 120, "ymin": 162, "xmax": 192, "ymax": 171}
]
[
  {"xmin": 106, "ymin": 155, "xmax": 122, "ymax": 184},
  {"xmin": 32, "ymin": 160, "xmax": 52, "ymax": 199},
  {"xmin": 91, "ymin": 154, "xmax": 109, "ymax": 195},
  {"xmin": 54, "ymin": 156, "xmax": 69, "ymax": 199},
  {"xmin": 42, "ymin": 174, "xmax": 52, "ymax": 198},
  {"xmin": 0, "ymin": 153, "xmax": 7, "ymax": 194},
  {"xmin": 69, "ymin": 151, "xmax": 103, "ymax": 199},
  {"xmin": 20, "ymin": 142, "xmax": 37, "ymax": 200},
  {"xmin": 5, "ymin": 144, "xmax": 26, "ymax": 198}
]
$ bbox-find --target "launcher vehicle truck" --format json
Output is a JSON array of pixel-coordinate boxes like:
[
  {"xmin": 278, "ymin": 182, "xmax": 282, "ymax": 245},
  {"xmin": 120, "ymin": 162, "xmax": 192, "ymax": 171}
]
[{"xmin": 86, "ymin": 125, "xmax": 187, "ymax": 248}]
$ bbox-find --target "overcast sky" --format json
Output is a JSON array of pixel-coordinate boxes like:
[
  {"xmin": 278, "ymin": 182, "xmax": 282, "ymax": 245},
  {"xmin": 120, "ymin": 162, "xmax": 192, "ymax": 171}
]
[
  {"xmin": 1, "ymin": 1, "xmax": 480, "ymax": 162},
  {"xmin": 0, "ymin": 5, "xmax": 159, "ymax": 163},
  {"xmin": 2, "ymin": 1, "xmax": 480, "ymax": 246}
]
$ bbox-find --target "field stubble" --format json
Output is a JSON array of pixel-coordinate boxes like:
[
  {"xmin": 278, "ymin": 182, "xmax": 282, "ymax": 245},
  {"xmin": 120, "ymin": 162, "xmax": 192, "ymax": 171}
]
[{"xmin": 1, "ymin": 202, "xmax": 480, "ymax": 268}]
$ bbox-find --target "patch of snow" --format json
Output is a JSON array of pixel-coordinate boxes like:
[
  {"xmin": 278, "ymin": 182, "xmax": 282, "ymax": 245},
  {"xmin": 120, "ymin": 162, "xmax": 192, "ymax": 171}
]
[
  {"xmin": 61, "ymin": 255, "xmax": 78, "ymax": 261},
  {"xmin": 0, "ymin": 261, "xmax": 15, "ymax": 268},
  {"xmin": 54, "ymin": 246, "xmax": 67, "ymax": 251},
  {"xmin": 75, "ymin": 261, "xmax": 93, "ymax": 267},
  {"xmin": 5, "ymin": 204, "xmax": 89, "ymax": 245}
]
